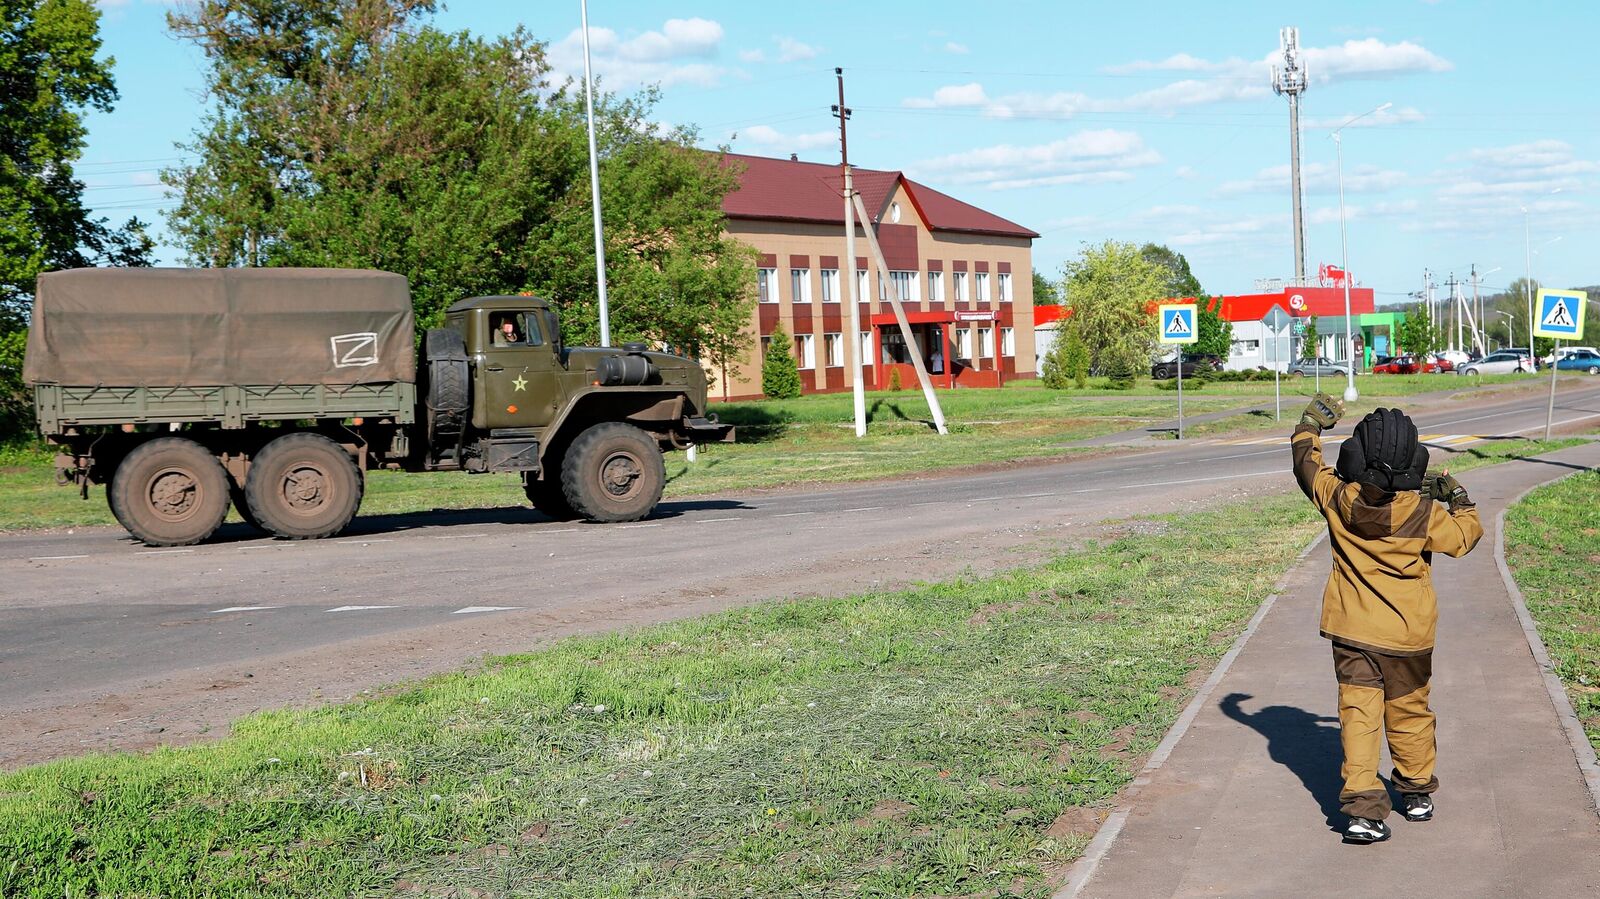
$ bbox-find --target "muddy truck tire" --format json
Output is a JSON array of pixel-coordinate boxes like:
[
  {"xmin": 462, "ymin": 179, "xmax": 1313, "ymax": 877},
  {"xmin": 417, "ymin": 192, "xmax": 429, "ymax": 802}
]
[
  {"xmin": 560, "ymin": 422, "xmax": 666, "ymax": 523},
  {"xmin": 523, "ymin": 469, "xmax": 579, "ymax": 521},
  {"xmin": 245, "ymin": 433, "xmax": 364, "ymax": 539},
  {"xmin": 109, "ymin": 437, "xmax": 233, "ymax": 546}
]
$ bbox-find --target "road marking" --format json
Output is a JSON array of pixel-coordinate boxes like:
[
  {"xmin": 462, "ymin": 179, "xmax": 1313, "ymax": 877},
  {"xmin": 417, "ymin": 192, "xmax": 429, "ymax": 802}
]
[
  {"xmin": 775, "ymin": 511, "xmax": 814, "ymax": 517},
  {"xmin": 909, "ymin": 501, "xmax": 941, "ymax": 507},
  {"xmin": 1069, "ymin": 470, "xmax": 1267, "ymax": 495},
  {"xmin": 453, "ymin": 606, "xmax": 521, "ymax": 615},
  {"xmin": 842, "ymin": 506, "xmax": 883, "ymax": 512},
  {"xmin": 433, "ymin": 533, "xmax": 488, "ymax": 540},
  {"xmin": 966, "ymin": 496, "xmax": 1004, "ymax": 503},
  {"xmin": 338, "ymin": 538, "xmax": 393, "ymax": 544},
  {"xmin": 1021, "ymin": 492, "xmax": 1057, "ymax": 498},
  {"xmin": 209, "ymin": 605, "xmax": 278, "ymax": 614},
  {"xmin": 541, "ymin": 528, "xmax": 582, "ymax": 534},
  {"xmin": 697, "ymin": 517, "xmax": 742, "ymax": 522},
  {"xmin": 236, "ymin": 544, "xmax": 281, "ymax": 551},
  {"xmin": 619, "ymin": 522, "xmax": 662, "ymax": 529},
  {"xmin": 28, "ymin": 554, "xmax": 87, "ymax": 561},
  {"xmin": 139, "ymin": 549, "xmax": 193, "ymax": 555},
  {"xmin": 326, "ymin": 605, "xmax": 397, "ymax": 613}
]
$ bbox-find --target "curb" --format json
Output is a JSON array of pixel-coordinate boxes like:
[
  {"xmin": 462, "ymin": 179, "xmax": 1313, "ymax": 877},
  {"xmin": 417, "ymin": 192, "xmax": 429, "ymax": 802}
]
[
  {"xmin": 1053, "ymin": 529, "xmax": 1328, "ymax": 899},
  {"xmin": 1493, "ymin": 467, "xmax": 1600, "ymax": 817}
]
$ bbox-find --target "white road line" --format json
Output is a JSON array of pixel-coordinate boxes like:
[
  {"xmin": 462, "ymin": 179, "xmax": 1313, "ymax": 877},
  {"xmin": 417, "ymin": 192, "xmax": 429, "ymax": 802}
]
[
  {"xmin": 433, "ymin": 533, "xmax": 488, "ymax": 540},
  {"xmin": 619, "ymin": 523, "xmax": 662, "ymax": 529},
  {"xmin": 1021, "ymin": 492, "xmax": 1057, "ymax": 498},
  {"xmin": 697, "ymin": 517, "xmax": 742, "ymax": 522},
  {"xmin": 966, "ymin": 496, "xmax": 1004, "ymax": 503},
  {"xmin": 453, "ymin": 606, "xmax": 521, "ymax": 615},
  {"xmin": 28, "ymin": 554, "xmax": 87, "ymax": 561},
  {"xmin": 909, "ymin": 501, "xmax": 942, "ymax": 507},
  {"xmin": 235, "ymin": 544, "xmax": 282, "ymax": 551},
  {"xmin": 775, "ymin": 511, "xmax": 815, "ymax": 517},
  {"xmin": 209, "ymin": 606, "xmax": 278, "ymax": 614},
  {"xmin": 138, "ymin": 549, "xmax": 193, "ymax": 556},
  {"xmin": 338, "ymin": 538, "xmax": 393, "ymax": 544},
  {"xmin": 842, "ymin": 506, "xmax": 883, "ymax": 512},
  {"xmin": 326, "ymin": 605, "xmax": 397, "ymax": 613},
  {"xmin": 1068, "ymin": 470, "xmax": 1268, "ymax": 495},
  {"xmin": 541, "ymin": 528, "xmax": 582, "ymax": 534}
]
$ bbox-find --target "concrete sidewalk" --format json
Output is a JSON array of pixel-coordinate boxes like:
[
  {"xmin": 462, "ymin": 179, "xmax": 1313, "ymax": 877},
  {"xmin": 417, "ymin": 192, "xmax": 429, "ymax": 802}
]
[{"xmin": 1072, "ymin": 441, "xmax": 1600, "ymax": 898}]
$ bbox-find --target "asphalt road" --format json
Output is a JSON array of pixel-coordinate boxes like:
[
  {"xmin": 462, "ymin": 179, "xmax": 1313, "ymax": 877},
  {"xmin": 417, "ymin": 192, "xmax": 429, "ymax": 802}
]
[{"xmin": 3, "ymin": 381, "xmax": 1598, "ymax": 766}]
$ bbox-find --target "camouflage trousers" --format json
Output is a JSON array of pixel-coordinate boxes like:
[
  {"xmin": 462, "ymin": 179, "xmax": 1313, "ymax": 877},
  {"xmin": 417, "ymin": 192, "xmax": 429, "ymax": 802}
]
[{"xmin": 1332, "ymin": 642, "xmax": 1440, "ymax": 820}]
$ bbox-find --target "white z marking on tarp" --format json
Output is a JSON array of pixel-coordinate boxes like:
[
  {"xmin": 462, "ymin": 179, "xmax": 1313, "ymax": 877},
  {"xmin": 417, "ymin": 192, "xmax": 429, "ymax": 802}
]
[{"xmin": 331, "ymin": 332, "xmax": 379, "ymax": 368}]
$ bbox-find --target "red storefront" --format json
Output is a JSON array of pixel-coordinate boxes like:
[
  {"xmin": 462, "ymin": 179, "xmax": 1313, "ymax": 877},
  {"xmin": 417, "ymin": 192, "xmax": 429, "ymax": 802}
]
[{"xmin": 869, "ymin": 308, "xmax": 1016, "ymax": 390}]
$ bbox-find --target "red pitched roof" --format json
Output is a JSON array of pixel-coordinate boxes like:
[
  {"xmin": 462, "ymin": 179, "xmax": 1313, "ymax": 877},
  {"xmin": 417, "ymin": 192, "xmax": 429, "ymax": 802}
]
[{"xmin": 719, "ymin": 152, "xmax": 1038, "ymax": 239}]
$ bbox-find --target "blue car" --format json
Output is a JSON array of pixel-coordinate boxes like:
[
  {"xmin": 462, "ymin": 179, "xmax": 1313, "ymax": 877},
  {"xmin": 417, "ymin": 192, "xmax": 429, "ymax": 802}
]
[{"xmin": 1555, "ymin": 349, "xmax": 1600, "ymax": 374}]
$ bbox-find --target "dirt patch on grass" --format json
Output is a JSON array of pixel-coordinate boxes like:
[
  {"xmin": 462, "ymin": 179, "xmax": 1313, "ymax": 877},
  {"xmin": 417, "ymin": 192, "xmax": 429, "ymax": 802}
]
[
  {"xmin": 853, "ymin": 798, "xmax": 914, "ymax": 827},
  {"xmin": 1046, "ymin": 806, "xmax": 1108, "ymax": 840}
]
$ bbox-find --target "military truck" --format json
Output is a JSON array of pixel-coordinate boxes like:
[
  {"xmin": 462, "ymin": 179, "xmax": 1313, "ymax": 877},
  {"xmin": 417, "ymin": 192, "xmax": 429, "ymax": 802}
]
[{"xmin": 24, "ymin": 267, "xmax": 730, "ymax": 546}]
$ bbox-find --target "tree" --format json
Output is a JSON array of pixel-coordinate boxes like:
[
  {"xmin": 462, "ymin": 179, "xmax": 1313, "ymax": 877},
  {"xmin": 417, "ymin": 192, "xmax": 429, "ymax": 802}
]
[
  {"xmin": 1140, "ymin": 243, "xmax": 1203, "ymax": 299},
  {"xmin": 1064, "ymin": 323, "xmax": 1089, "ymax": 388},
  {"xmin": 1039, "ymin": 321, "xmax": 1086, "ymax": 390},
  {"xmin": 1301, "ymin": 316, "xmax": 1320, "ymax": 360},
  {"xmin": 164, "ymin": 1, "xmax": 754, "ymax": 359},
  {"xmin": 1032, "ymin": 268, "xmax": 1062, "ymax": 306},
  {"xmin": 2, "ymin": 0, "xmax": 154, "ymax": 441},
  {"xmin": 1394, "ymin": 303, "xmax": 1441, "ymax": 357},
  {"xmin": 761, "ymin": 323, "xmax": 801, "ymax": 399},
  {"xmin": 1062, "ymin": 240, "xmax": 1165, "ymax": 376},
  {"xmin": 1194, "ymin": 294, "xmax": 1233, "ymax": 359}
]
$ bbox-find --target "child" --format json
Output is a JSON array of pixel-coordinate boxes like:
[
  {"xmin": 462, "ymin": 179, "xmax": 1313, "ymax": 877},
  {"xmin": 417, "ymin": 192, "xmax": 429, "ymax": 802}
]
[{"xmin": 1292, "ymin": 395, "xmax": 1483, "ymax": 843}]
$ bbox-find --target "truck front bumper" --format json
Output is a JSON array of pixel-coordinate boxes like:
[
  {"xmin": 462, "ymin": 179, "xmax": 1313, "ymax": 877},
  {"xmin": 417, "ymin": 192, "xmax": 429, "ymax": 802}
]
[{"xmin": 681, "ymin": 415, "xmax": 735, "ymax": 444}]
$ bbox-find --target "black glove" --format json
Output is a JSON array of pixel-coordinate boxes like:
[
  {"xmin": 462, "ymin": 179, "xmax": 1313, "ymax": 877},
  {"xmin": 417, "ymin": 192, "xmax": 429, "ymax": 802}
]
[
  {"xmin": 1300, "ymin": 393, "xmax": 1344, "ymax": 431},
  {"xmin": 1424, "ymin": 471, "xmax": 1473, "ymax": 508}
]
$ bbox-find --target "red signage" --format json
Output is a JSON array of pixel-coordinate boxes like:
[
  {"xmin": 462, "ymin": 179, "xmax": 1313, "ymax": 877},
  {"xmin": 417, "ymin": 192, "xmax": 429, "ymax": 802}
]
[{"xmin": 953, "ymin": 311, "xmax": 998, "ymax": 322}]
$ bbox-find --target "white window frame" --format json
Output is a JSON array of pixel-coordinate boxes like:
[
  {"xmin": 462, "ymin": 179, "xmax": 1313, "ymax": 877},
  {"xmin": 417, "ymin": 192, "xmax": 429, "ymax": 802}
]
[
  {"xmin": 1001, "ymin": 326, "xmax": 1015, "ymax": 357},
  {"xmin": 856, "ymin": 270, "xmax": 869, "ymax": 304},
  {"xmin": 977, "ymin": 326, "xmax": 994, "ymax": 358},
  {"xmin": 790, "ymin": 268, "xmax": 811, "ymax": 305},
  {"xmin": 955, "ymin": 328, "xmax": 973, "ymax": 359},
  {"xmin": 888, "ymin": 271, "xmax": 919, "ymax": 304},
  {"xmin": 796, "ymin": 333, "xmax": 815, "ymax": 370},
  {"xmin": 953, "ymin": 271, "xmax": 968, "ymax": 303},
  {"xmin": 757, "ymin": 268, "xmax": 778, "ymax": 304},
  {"xmin": 927, "ymin": 271, "xmax": 945, "ymax": 304},
  {"xmin": 824, "ymin": 332, "xmax": 843, "ymax": 368},
  {"xmin": 974, "ymin": 272, "xmax": 990, "ymax": 304},
  {"xmin": 859, "ymin": 330, "xmax": 875, "ymax": 366},
  {"xmin": 998, "ymin": 272, "xmax": 1013, "ymax": 303},
  {"xmin": 820, "ymin": 268, "xmax": 840, "ymax": 303}
]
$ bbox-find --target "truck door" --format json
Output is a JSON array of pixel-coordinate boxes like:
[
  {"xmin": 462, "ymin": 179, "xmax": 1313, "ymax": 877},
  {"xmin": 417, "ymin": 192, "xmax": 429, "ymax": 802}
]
[{"xmin": 481, "ymin": 311, "xmax": 560, "ymax": 430}]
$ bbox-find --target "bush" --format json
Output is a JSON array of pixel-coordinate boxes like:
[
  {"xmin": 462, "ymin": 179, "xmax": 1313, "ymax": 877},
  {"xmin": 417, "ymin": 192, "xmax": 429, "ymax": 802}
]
[
  {"xmin": 1154, "ymin": 377, "xmax": 1204, "ymax": 391},
  {"xmin": 888, "ymin": 368, "xmax": 903, "ymax": 392},
  {"xmin": 761, "ymin": 323, "xmax": 802, "ymax": 399},
  {"xmin": 1105, "ymin": 353, "xmax": 1136, "ymax": 390}
]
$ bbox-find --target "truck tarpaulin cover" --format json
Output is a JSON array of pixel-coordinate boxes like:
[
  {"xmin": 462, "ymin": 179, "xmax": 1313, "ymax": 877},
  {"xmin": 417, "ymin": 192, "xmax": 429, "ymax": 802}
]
[{"xmin": 24, "ymin": 268, "xmax": 416, "ymax": 386}]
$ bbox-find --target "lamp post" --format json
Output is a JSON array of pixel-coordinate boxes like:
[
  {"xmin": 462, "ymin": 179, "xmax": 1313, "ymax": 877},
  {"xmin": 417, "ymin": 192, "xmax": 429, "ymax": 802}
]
[
  {"xmin": 1494, "ymin": 310, "xmax": 1514, "ymax": 350},
  {"xmin": 579, "ymin": 0, "xmax": 611, "ymax": 346},
  {"xmin": 1332, "ymin": 102, "xmax": 1391, "ymax": 403}
]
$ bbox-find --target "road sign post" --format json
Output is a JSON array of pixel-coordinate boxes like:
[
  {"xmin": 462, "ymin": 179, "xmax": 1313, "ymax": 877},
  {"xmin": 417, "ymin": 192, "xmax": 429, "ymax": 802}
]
[
  {"xmin": 1158, "ymin": 303, "xmax": 1198, "ymax": 439},
  {"xmin": 1262, "ymin": 305, "xmax": 1291, "ymax": 422},
  {"xmin": 1534, "ymin": 289, "xmax": 1588, "ymax": 439}
]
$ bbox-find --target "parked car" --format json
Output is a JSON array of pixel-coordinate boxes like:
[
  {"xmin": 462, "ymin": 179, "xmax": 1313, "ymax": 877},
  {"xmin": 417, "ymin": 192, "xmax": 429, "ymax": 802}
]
[
  {"xmin": 1423, "ymin": 353, "xmax": 1454, "ymax": 373},
  {"xmin": 1434, "ymin": 350, "xmax": 1471, "ymax": 370},
  {"xmin": 1288, "ymin": 356, "xmax": 1351, "ymax": 378},
  {"xmin": 1554, "ymin": 348, "xmax": 1600, "ymax": 374},
  {"xmin": 1458, "ymin": 351, "xmax": 1533, "ymax": 376},
  {"xmin": 1151, "ymin": 352, "xmax": 1222, "ymax": 380},
  {"xmin": 1370, "ymin": 355, "xmax": 1397, "ymax": 372},
  {"xmin": 1501, "ymin": 348, "xmax": 1543, "ymax": 371},
  {"xmin": 1372, "ymin": 354, "xmax": 1417, "ymax": 374}
]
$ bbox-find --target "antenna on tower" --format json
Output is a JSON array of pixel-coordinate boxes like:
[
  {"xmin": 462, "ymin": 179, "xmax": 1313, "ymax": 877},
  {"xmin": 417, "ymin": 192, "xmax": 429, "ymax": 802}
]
[{"xmin": 1273, "ymin": 27, "xmax": 1309, "ymax": 285}]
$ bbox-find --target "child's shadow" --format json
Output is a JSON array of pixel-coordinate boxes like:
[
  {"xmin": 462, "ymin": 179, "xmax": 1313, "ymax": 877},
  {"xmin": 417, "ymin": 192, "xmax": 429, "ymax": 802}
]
[{"xmin": 1219, "ymin": 692, "xmax": 1347, "ymax": 830}]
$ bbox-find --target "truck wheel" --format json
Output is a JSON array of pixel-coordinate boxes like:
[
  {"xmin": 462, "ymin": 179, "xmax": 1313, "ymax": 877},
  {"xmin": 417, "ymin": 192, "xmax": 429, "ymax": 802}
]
[
  {"xmin": 109, "ymin": 437, "xmax": 232, "ymax": 546},
  {"xmin": 561, "ymin": 423, "xmax": 666, "ymax": 523},
  {"xmin": 230, "ymin": 484, "xmax": 264, "ymax": 530},
  {"xmin": 245, "ymin": 433, "xmax": 363, "ymax": 539},
  {"xmin": 523, "ymin": 474, "xmax": 579, "ymax": 521}
]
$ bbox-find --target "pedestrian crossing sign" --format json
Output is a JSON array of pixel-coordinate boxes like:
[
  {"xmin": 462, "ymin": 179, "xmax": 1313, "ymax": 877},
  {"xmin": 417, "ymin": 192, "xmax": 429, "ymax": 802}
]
[
  {"xmin": 1533, "ymin": 289, "xmax": 1586, "ymax": 339},
  {"xmin": 1159, "ymin": 303, "xmax": 1198, "ymax": 345}
]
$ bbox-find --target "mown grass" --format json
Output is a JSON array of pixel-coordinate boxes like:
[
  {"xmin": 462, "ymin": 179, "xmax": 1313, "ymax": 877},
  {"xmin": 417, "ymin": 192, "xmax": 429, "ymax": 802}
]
[
  {"xmin": 1505, "ymin": 465, "xmax": 1600, "ymax": 755},
  {"xmin": 0, "ymin": 492, "xmax": 1325, "ymax": 898}
]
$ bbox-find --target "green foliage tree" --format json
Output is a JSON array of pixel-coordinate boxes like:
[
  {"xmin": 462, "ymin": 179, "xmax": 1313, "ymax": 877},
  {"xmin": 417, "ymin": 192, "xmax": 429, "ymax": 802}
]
[
  {"xmin": 1062, "ymin": 240, "xmax": 1165, "ymax": 377},
  {"xmin": 1065, "ymin": 323, "xmax": 1089, "ymax": 388},
  {"xmin": 1, "ymin": 0, "xmax": 154, "ymax": 441},
  {"xmin": 1032, "ymin": 268, "xmax": 1062, "ymax": 306},
  {"xmin": 1105, "ymin": 351, "xmax": 1136, "ymax": 390},
  {"xmin": 1140, "ymin": 243, "xmax": 1203, "ymax": 299},
  {"xmin": 164, "ymin": 0, "xmax": 754, "ymax": 361},
  {"xmin": 1193, "ymin": 294, "xmax": 1233, "ymax": 359},
  {"xmin": 761, "ymin": 323, "xmax": 801, "ymax": 399},
  {"xmin": 1301, "ymin": 316, "xmax": 1320, "ymax": 359},
  {"xmin": 1394, "ymin": 303, "xmax": 1442, "ymax": 357}
]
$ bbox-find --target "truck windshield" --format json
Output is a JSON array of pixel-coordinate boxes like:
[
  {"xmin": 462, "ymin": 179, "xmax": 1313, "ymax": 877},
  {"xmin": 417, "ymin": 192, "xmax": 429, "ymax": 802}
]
[{"xmin": 489, "ymin": 312, "xmax": 543, "ymax": 347}]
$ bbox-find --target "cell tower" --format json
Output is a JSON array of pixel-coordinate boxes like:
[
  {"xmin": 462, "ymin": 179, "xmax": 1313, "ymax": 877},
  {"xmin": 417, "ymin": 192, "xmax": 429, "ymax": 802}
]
[{"xmin": 1272, "ymin": 27, "xmax": 1309, "ymax": 284}]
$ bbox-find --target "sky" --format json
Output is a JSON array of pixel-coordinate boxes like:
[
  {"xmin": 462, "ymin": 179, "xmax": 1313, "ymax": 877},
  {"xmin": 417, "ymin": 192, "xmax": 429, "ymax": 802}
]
[{"xmin": 80, "ymin": 0, "xmax": 1599, "ymax": 305}]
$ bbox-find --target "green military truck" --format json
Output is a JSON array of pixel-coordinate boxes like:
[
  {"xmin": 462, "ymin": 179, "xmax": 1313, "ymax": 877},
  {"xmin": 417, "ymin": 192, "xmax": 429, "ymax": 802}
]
[{"xmin": 24, "ymin": 267, "xmax": 730, "ymax": 546}]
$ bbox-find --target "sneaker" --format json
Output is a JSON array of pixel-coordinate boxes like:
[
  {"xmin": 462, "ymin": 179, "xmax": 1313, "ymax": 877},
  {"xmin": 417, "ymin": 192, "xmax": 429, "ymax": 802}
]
[
  {"xmin": 1401, "ymin": 793, "xmax": 1434, "ymax": 821},
  {"xmin": 1343, "ymin": 816, "xmax": 1391, "ymax": 843}
]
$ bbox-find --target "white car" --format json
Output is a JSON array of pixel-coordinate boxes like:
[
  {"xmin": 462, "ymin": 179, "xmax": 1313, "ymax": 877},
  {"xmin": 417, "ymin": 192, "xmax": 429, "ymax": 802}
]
[
  {"xmin": 1435, "ymin": 349, "xmax": 1471, "ymax": 368},
  {"xmin": 1458, "ymin": 351, "xmax": 1532, "ymax": 375}
]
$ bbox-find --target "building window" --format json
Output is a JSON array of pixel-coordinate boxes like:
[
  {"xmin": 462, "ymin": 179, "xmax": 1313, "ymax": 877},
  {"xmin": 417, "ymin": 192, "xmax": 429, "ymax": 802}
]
[
  {"xmin": 953, "ymin": 271, "xmax": 968, "ymax": 303},
  {"xmin": 955, "ymin": 328, "xmax": 972, "ymax": 359},
  {"xmin": 860, "ymin": 330, "xmax": 874, "ymax": 366},
  {"xmin": 1231, "ymin": 339, "xmax": 1259, "ymax": 357},
  {"xmin": 795, "ymin": 333, "xmax": 815, "ymax": 370},
  {"xmin": 927, "ymin": 271, "xmax": 945, "ymax": 304},
  {"xmin": 820, "ymin": 269, "xmax": 839, "ymax": 303},
  {"xmin": 790, "ymin": 268, "xmax": 811, "ymax": 304},
  {"xmin": 977, "ymin": 326, "xmax": 994, "ymax": 358},
  {"xmin": 998, "ymin": 272, "xmax": 1013, "ymax": 303},
  {"xmin": 757, "ymin": 268, "xmax": 777, "ymax": 304},
  {"xmin": 1002, "ymin": 326, "xmax": 1015, "ymax": 357},
  {"xmin": 974, "ymin": 272, "xmax": 990, "ymax": 304},
  {"xmin": 824, "ymin": 332, "xmax": 843, "ymax": 368},
  {"xmin": 856, "ymin": 270, "xmax": 869, "ymax": 304},
  {"xmin": 888, "ymin": 271, "xmax": 919, "ymax": 304}
]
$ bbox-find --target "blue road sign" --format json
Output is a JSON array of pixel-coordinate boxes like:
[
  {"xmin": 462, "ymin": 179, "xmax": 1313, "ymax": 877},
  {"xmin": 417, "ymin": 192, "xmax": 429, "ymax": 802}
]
[
  {"xmin": 1159, "ymin": 303, "xmax": 1198, "ymax": 345},
  {"xmin": 1534, "ymin": 289, "xmax": 1586, "ymax": 340}
]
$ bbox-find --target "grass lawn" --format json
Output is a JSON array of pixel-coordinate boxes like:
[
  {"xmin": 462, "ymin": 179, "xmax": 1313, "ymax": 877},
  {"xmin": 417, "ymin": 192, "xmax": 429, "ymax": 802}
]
[
  {"xmin": 0, "ymin": 491, "xmax": 1327, "ymax": 898},
  {"xmin": 1505, "ymin": 465, "xmax": 1600, "ymax": 755}
]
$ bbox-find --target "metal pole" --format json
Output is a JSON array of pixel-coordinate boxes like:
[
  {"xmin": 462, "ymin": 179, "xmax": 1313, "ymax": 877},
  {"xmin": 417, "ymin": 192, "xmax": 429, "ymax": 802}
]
[
  {"xmin": 1176, "ymin": 354, "xmax": 1184, "ymax": 440},
  {"xmin": 1335, "ymin": 130, "xmax": 1357, "ymax": 402},
  {"xmin": 579, "ymin": 0, "xmax": 611, "ymax": 346},
  {"xmin": 1545, "ymin": 339, "xmax": 1560, "ymax": 440},
  {"xmin": 1289, "ymin": 92, "xmax": 1306, "ymax": 283},
  {"xmin": 1524, "ymin": 207, "xmax": 1534, "ymax": 364},
  {"xmin": 836, "ymin": 69, "xmax": 866, "ymax": 438},
  {"xmin": 1272, "ymin": 320, "xmax": 1281, "ymax": 421}
]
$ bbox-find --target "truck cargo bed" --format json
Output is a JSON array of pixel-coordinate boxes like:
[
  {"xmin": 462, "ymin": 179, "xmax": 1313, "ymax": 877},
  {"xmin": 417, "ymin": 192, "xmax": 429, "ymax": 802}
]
[{"xmin": 34, "ymin": 382, "xmax": 416, "ymax": 432}]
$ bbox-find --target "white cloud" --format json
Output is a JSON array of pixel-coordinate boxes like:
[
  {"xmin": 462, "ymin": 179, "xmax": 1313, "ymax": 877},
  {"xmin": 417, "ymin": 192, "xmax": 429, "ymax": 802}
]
[
  {"xmin": 1302, "ymin": 106, "xmax": 1426, "ymax": 129},
  {"xmin": 732, "ymin": 125, "xmax": 836, "ymax": 152},
  {"xmin": 776, "ymin": 36, "xmax": 819, "ymax": 63},
  {"xmin": 1396, "ymin": 140, "xmax": 1600, "ymax": 235},
  {"xmin": 944, "ymin": 41, "xmax": 970, "ymax": 55},
  {"xmin": 1298, "ymin": 39, "xmax": 1451, "ymax": 81},
  {"xmin": 913, "ymin": 130, "xmax": 1161, "ymax": 191},
  {"xmin": 1216, "ymin": 161, "xmax": 1408, "ymax": 196},
  {"xmin": 1103, "ymin": 52, "xmax": 1239, "ymax": 74},
  {"xmin": 738, "ymin": 48, "xmax": 766, "ymax": 63},
  {"xmin": 550, "ymin": 17, "xmax": 728, "ymax": 89}
]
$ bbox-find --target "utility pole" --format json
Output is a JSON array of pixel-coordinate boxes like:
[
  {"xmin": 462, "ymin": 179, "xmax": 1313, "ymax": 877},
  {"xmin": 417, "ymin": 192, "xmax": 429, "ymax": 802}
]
[
  {"xmin": 1273, "ymin": 27, "xmax": 1309, "ymax": 284},
  {"xmin": 852, "ymin": 190, "xmax": 948, "ymax": 435},
  {"xmin": 833, "ymin": 68, "xmax": 866, "ymax": 438},
  {"xmin": 1444, "ymin": 272, "xmax": 1458, "ymax": 350},
  {"xmin": 1471, "ymin": 264, "xmax": 1481, "ymax": 353},
  {"xmin": 579, "ymin": 0, "xmax": 611, "ymax": 346}
]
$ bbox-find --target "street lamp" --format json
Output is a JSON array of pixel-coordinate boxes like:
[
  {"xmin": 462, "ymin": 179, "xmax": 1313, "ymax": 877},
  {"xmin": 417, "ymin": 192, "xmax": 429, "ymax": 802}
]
[
  {"xmin": 1494, "ymin": 310, "xmax": 1514, "ymax": 349},
  {"xmin": 1332, "ymin": 102, "xmax": 1391, "ymax": 403}
]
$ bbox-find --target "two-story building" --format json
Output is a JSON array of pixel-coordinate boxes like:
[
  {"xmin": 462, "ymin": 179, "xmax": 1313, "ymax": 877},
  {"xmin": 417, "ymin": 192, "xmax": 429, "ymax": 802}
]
[{"xmin": 712, "ymin": 153, "xmax": 1039, "ymax": 400}]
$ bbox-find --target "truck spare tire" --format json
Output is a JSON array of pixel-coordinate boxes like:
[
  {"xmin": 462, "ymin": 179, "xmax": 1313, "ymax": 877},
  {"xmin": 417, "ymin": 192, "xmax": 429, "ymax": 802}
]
[{"xmin": 424, "ymin": 328, "xmax": 470, "ymax": 415}]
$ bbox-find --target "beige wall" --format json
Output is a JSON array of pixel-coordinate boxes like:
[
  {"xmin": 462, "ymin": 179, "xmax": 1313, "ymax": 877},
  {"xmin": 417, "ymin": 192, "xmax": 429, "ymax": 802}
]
[{"xmin": 714, "ymin": 189, "xmax": 1035, "ymax": 400}]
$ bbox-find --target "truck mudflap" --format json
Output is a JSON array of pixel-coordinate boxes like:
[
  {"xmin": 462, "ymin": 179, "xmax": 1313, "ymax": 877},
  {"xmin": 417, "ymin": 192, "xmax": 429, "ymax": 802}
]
[{"xmin": 678, "ymin": 414, "xmax": 734, "ymax": 445}]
